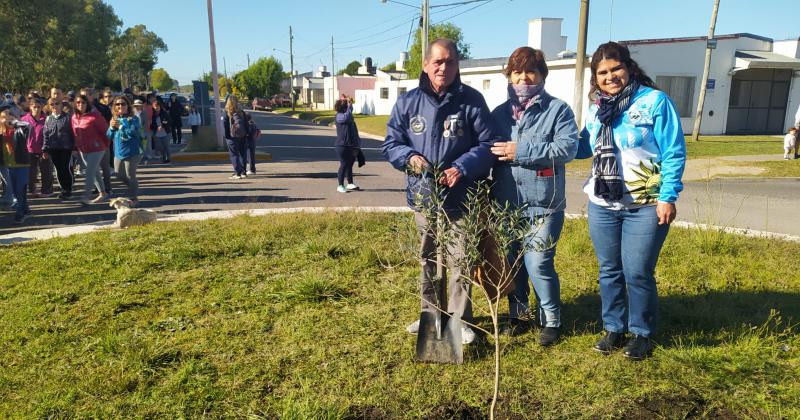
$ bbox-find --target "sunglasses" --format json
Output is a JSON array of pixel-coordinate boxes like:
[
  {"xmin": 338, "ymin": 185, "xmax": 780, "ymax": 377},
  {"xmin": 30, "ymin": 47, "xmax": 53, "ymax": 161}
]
[
  {"xmin": 114, "ymin": 103, "xmax": 127, "ymax": 107},
  {"xmin": 75, "ymin": 101, "xmax": 85, "ymax": 104}
]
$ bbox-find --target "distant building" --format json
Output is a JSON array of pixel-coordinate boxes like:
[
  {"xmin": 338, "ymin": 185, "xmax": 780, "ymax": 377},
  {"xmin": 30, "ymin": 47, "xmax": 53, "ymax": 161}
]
[{"xmin": 350, "ymin": 17, "xmax": 800, "ymax": 135}]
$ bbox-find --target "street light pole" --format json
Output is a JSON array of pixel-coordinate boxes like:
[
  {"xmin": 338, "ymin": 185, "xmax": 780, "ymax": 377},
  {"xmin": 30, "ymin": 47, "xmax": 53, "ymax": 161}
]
[
  {"xmin": 421, "ymin": 0, "xmax": 429, "ymax": 62},
  {"xmin": 573, "ymin": 0, "xmax": 590, "ymax": 127},
  {"xmin": 289, "ymin": 26, "xmax": 295, "ymax": 111},
  {"xmin": 206, "ymin": 0, "xmax": 224, "ymax": 149}
]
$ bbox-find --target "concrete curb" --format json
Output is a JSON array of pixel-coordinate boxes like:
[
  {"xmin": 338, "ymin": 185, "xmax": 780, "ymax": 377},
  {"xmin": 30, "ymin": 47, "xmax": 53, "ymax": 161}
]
[{"xmin": 2, "ymin": 207, "xmax": 798, "ymax": 246}]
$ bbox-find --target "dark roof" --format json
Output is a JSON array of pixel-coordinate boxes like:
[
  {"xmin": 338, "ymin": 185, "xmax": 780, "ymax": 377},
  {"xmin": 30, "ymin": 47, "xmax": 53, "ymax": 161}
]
[
  {"xmin": 459, "ymin": 57, "xmax": 507, "ymax": 69},
  {"xmin": 621, "ymin": 33, "xmax": 773, "ymax": 46}
]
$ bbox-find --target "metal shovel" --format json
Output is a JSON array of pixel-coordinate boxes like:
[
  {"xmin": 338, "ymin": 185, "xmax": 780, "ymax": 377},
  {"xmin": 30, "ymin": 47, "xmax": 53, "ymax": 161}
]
[{"xmin": 415, "ymin": 221, "xmax": 463, "ymax": 364}]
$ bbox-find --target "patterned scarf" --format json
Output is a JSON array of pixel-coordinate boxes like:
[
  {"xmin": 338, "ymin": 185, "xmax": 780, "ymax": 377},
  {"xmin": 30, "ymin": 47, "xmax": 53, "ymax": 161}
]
[
  {"xmin": 508, "ymin": 83, "xmax": 544, "ymax": 121},
  {"xmin": 592, "ymin": 80, "xmax": 639, "ymax": 201}
]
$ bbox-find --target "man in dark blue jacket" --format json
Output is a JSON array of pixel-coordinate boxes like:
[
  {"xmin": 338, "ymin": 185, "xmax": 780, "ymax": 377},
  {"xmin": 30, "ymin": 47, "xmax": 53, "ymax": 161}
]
[{"xmin": 382, "ymin": 39, "xmax": 496, "ymax": 344}]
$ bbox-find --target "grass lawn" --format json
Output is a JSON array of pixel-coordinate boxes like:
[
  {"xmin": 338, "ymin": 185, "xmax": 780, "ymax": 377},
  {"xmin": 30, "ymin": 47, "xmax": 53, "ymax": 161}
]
[
  {"xmin": 733, "ymin": 159, "xmax": 800, "ymax": 178},
  {"xmin": 686, "ymin": 135, "xmax": 783, "ymax": 157},
  {"xmin": 1, "ymin": 212, "xmax": 798, "ymax": 418},
  {"xmin": 272, "ymin": 108, "xmax": 389, "ymax": 137}
]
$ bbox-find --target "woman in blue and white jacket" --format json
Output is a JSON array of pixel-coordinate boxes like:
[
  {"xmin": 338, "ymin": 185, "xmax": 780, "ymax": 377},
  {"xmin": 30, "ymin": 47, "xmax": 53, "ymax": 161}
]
[
  {"xmin": 490, "ymin": 47, "xmax": 579, "ymax": 346},
  {"xmin": 577, "ymin": 42, "xmax": 686, "ymax": 360}
]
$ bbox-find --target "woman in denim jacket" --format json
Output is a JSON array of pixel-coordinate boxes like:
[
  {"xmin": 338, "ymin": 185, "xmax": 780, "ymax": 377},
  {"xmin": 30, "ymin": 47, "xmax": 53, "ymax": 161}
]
[
  {"xmin": 576, "ymin": 42, "xmax": 686, "ymax": 360},
  {"xmin": 490, "ymin": 47, "xmax": 579, "ymax": 346}
]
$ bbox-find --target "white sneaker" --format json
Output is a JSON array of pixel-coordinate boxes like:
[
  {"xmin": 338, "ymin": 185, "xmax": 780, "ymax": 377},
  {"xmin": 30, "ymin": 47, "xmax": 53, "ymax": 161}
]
[
  {"xmin": 246, "ymin": 170, "xmax": 255, "ymax": 175},
  {"xmin": 346, "ymin": 183, "xmax": 359, "ymax": 191},
  {"xmin": 229, "ymin": 174, "xmax": 241, "ymax": 180},
  {"xmin": 336, "ymin": 185, "xmax": 348, "ymax": 193},
  {"xmin": 462, "ymin": 325, "xmax": 477, "ymax": 345},
  {"xmin": 406, "ymin": 319, "xmax": 420, "ymax": 334}
]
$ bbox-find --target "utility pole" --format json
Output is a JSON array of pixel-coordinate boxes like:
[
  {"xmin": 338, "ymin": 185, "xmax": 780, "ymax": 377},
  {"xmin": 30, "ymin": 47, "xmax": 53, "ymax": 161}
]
[
  {"xmin": 331, "ymin": 35, "xmax": 337, "ymax": 107},
  {"xmin": 247, "ymin": 53, "xmax": 250, "ymax": 68},
  {"xmin": 573, "ymin": 0, "xmax": 590, "ymax": 127},
  {"xmin": 223, "ymin": 56, "xmax": 228, "ymax": 79},
  {"xmin": 692, "ymin": 0, "xmax": 721, "ymax": 142},
  {"xmin": 206, "ymin": 0, "xmax": 224, "ymax": 149},
  {"xmin": 421, "ymin": 0, "xmax": 429, "ymax": 62},
  {"xmin": 289, "ymin": 26, "xmax": 295, "ymax": 111}
]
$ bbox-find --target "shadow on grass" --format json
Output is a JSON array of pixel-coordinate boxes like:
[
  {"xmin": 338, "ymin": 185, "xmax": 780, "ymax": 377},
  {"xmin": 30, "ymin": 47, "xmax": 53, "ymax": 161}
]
[{"xmin": 561, "ymin": 290, "xmax": 800, "ymax": 346}]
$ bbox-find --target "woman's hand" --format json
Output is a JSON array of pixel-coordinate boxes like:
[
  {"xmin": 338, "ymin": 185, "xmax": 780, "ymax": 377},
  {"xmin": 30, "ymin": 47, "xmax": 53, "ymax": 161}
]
[
  {"xmin": 490, "ymin": 141, "xmax": 517, "ymax": 162},
  {"xmin": 656, "ymin": 201, "xmax": 676, "ymax": 225},
  {"xmin": 110, "ymin": 116, "xmax": 119, "ymax": 130}
]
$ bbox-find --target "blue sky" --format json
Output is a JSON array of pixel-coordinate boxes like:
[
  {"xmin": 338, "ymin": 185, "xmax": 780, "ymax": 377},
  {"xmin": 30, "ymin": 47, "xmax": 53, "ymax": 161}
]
[{"xmin": 107, "ymin": 0, "xmax": 799, "ymax": 86}]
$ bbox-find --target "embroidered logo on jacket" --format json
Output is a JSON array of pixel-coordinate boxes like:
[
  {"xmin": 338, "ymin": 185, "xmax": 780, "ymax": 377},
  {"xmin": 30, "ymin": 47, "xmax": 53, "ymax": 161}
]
[{"xmin": 410, "ymin": 116, "xmax": 426, "ymax": 134}]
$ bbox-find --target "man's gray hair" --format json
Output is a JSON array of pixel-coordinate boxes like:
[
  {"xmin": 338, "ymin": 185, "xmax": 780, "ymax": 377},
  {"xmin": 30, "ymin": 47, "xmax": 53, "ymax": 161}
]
[{"xmin": 424, "ymin": 38, "xmax": 459, "ymax": 62}]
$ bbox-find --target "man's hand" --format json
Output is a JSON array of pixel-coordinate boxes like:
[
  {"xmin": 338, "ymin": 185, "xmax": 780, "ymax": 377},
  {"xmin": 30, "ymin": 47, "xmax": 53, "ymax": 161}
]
[
  {"xmin": 656, "ymin": 201, "xmax": 676, "ymax": 225},
  {"xmin": 490, "ymin": 141, "xmax": 517, "ymax": 162},
  {"xmin": 407, "ymin": 155, "xmax": 430, "ymax": 174},
  {"xmin": 440, "ymin": 167, "xmax": 463, "ymax": 187}
]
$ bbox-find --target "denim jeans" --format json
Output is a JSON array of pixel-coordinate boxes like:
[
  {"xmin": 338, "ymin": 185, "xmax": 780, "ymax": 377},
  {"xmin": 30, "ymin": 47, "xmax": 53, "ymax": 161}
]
[
  {"xmin": 587, "ymin": 202, "xmax": 669, "ymax": 338},
  {"xmin": 507, "ymin": 210, "xmax": 565, "ymax": 327},
  {"xmin": 114, "ymin": 155, "xmax": 141, "ymax": 200},
  {"xmin": 226, "ymin": 138, "xmax": 247, "ymax": 176},
  {"xmin": 8, "ymin": 167, "xmax": 29, "ymax": 218}
]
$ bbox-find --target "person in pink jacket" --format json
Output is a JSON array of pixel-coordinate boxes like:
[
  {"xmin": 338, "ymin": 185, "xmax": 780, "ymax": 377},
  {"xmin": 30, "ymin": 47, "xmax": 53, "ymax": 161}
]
[
  {"xmin": 71, "ymin": 94, "xmax": 110, "ymax": 204},
  {"xmin": 20, "ymin": 99, "xmax": 53, "ymax": 197}
]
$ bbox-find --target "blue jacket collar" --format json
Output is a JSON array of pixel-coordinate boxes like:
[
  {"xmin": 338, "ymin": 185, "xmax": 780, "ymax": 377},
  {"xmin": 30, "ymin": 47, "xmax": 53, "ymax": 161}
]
[{"xmin": 419, "ymin": 71, "xmax": 463, "ymax": 104}]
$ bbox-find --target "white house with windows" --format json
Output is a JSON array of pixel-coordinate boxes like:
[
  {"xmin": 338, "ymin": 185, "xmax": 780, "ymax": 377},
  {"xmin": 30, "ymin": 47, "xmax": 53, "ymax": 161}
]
[{"xmin": 351, "ymin": 17, "xmax": 800, "ymax": 135}]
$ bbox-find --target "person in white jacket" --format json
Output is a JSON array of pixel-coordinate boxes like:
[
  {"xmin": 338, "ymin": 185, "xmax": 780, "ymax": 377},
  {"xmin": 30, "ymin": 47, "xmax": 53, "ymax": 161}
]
[
  {"xmin": 187, "ymin": 105, "xmax": 201, "ymax": 137},
  {"xmin": 785, "ymin": 127, "xmax": 798, "ymax": 160}
]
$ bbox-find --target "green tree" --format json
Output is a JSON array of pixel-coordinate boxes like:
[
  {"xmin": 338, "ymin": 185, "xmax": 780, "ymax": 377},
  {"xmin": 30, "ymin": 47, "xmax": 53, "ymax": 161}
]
[
  {"xmin": 337, "ymin": 60, "xmax": 361, "ymax": 76},
  {"xmin": 0, "ymin": 0, "xmax": 121, "ymax": 93},
  {"xmin": 405, "ymin": 23, "xmax": 471, "ymax": 79},
  {"xmin": 234, "ymin": 57, "xmax": 284, "ymax": 99},
  {"xmin": 380, "ymin": 62, "xmax": 397, "ymax": 72},
  {"xmin": 109, "ymin": 24, "xmax": 168, "ymax": 89},
  {"xmin": 150, "ymin": 68, "xmax": 174, "ymax": 91}
]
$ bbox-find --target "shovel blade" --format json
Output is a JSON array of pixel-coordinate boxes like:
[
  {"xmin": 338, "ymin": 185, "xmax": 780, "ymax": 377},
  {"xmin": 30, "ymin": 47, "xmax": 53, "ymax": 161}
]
[{"xmin": 415, "ymin": 311, "xmax": 463, "ymax": 364}]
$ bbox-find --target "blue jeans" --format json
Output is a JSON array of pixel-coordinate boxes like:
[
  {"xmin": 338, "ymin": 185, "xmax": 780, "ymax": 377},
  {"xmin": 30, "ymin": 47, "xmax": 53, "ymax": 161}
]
[
  {"xmin": 226, "ymin": 138, "xmax": 247, "ymax": 175},
  {"xmin": 587, "ymin": 202, "xmax": 669, "ymax": 338},
  {"xmin": 508, "ymin": 210, "xmax": 565, "ymax": 327},
  {"xmin": 8, "ymin": 167, "xmax": 29, "ymax": 218}
]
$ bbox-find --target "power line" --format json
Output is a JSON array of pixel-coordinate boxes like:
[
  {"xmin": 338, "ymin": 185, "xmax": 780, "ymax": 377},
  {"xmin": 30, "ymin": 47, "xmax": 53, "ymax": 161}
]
[
  {"xmin": 432, "ymin": 0, "xmax": 496, "ymax": 23},
  {"xmin": 335, "ymin": 15, "xmax": 420, "ymax": 46}
]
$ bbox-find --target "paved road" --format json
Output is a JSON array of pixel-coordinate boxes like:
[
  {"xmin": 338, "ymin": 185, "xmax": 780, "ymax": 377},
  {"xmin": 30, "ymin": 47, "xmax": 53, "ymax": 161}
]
[{"xmin": 2, "ymin": 111, "xmax": 799, "ymax": 237}]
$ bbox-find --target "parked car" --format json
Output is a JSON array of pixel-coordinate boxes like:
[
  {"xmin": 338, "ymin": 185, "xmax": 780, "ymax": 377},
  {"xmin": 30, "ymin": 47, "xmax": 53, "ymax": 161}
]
[
  {"xmin": 271, "ymin": 93, "xmax": 291, "ymax": 108},
  {"xmin": 251, "ymin": 97, "xmax": 273, "ymax": 111}
]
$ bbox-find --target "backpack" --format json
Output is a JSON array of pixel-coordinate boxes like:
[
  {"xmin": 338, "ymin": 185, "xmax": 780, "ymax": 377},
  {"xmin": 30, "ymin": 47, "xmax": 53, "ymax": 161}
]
[
  {"xmin": 230, "ymin": 112, "xmax": 248, "ymax": 139},
  {"xmin": 248, "ymin": 118, "xmax": 259, "ymax": 140}
]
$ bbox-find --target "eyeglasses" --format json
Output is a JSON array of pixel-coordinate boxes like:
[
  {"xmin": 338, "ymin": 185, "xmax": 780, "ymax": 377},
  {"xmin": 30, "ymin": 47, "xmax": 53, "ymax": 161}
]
[
  {"xmin": 114, "ymin": 103, "xmax": 127, "ymax": 107},
  {"xmin": 75, "ymin": 101, "xmax": 85, "ymax": 105}
]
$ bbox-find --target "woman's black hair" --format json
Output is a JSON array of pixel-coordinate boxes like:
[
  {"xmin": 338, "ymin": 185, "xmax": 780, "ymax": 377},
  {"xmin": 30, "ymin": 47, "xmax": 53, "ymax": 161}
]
[
  {"xmin": 335, "ymin": 99, "xmax": 349, "ymax": 114},
  {"xmin": 74, "ymin": 94, "xmax": 94, "ymax": 115},
  {"xmin": 589, "ymin": 41, "xmax": 657, "ymax": 99}
]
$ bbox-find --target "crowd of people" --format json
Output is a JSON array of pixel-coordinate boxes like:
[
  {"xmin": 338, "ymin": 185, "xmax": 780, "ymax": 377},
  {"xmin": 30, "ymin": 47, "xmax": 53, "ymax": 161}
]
[
  {"xmin": 383, "ymin": 39, "xmax": 687, "ymax": 360},
  {"xmin": 0, "ymin": 87, "xmax": 189, "ymax": 224}
]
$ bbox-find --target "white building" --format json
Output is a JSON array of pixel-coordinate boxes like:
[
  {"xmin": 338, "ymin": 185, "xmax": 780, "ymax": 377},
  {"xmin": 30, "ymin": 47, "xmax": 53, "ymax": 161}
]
[{"xmin": 352, "ymin": 17, "xmax": 800, "ymax": 135}]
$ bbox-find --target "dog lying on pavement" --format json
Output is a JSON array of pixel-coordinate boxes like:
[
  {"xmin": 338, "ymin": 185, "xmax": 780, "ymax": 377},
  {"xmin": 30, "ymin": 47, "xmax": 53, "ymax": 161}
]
[{"xmin": 109, "ymin": 197, "xmax": 158, "ymax": 228}]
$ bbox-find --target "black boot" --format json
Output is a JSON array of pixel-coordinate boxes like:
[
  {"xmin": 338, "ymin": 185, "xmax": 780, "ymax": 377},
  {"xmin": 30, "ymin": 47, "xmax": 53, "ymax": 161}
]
[
  {"xmin": 593, "ymin": 331, "xmax": 626, "ymax": 355},
  {"xmin": 623, "ymin": 335, "xmax": 653, "ymax": 360},
  {"xmin": 539, "ymin": 327, "xmax": 560, "ymax": 347},
  {"xmin": 500, "ymin": 317, "xmax": 532, "ymax": 337}
]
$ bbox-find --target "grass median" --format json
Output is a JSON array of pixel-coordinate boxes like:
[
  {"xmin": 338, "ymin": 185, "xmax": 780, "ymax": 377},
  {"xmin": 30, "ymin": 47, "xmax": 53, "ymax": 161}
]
[{"xmin": 1, "ymin": 212, "xmax": 798, "ymax": 417}]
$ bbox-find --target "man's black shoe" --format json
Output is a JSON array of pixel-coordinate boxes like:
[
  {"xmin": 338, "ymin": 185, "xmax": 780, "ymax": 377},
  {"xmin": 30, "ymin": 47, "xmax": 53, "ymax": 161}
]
[
  {"xmin": 623, "ymin": 335, "xmax": 653, "ymax": 360},
  {"xmin": 593, "ymin": 331, "xmax": 626, "ymax": 355},
  {"xmin": 500, "ymin": 317, "xmax": 532, "ymax": 336},
  {"xmin": 539, "ymin": 327, "xmax": 560, "ymax": 347}
]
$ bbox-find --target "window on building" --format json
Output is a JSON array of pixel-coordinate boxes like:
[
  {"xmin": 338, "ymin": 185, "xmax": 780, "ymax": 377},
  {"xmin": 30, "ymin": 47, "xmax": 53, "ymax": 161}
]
[
  {"xmin": 483, "ymin": 80, "xmax": 491, "ymax": 90},
  {"xmin": 380, "ymin": 88, "xmax": 389, "ymax": 99},
  {"xmin": 397, "ymin": 87, "xmax": 407, "ymax": 96},
  {"xmin": 655, "ymin": 76, "xmax": 696, "ymax": 118}
]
